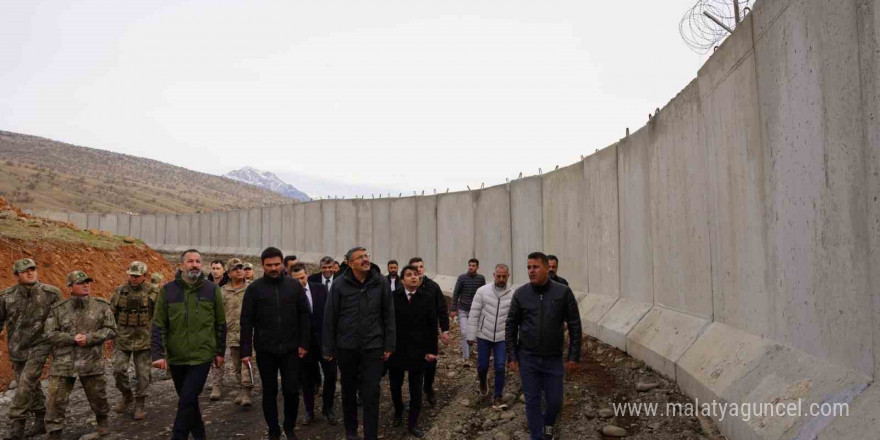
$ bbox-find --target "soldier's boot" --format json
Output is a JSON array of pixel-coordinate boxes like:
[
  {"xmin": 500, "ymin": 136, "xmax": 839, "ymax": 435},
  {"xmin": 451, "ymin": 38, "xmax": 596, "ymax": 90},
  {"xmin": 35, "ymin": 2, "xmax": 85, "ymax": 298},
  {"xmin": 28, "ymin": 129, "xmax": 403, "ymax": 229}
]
[
  {"xmin": 25, "ymin": 412, "xmax": 46, "ymax": 437},
  {"xmin": 133, "ymin": 397, "xmax": 147, "ymax": 420},
  {"xmin": 233, "ymin": 388, "xmax": 243, "ymax": 405},
  {"xmin": 114, "ymin": 391, "xmax": 134, "ymax": 413},
  {"xmin": 5, "ymin": 419, "xmax": 25, "ymax": 440},
  {"xmin": 210, "ymin": 385, "xmax": 222, "ymax": 401},
  {"xmin": 46, "ymin": 430, "xmax": 61, "ymax": 440},
  {"xmin": 96, "ymin": 416, "xmax": 110, "ymax": 437},
  {"xmin": 240, "ymin": 387, "xmax": 252, "ymax": 407}
]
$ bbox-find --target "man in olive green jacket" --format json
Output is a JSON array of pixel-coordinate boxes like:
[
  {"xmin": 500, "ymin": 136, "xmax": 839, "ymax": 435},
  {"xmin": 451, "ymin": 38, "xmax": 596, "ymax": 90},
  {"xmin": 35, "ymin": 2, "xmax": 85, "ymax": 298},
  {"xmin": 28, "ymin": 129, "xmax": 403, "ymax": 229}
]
[
  {"xmin": 44, "ymin": 270, "xmax": 117, "ymax": 440},
  {"xmin": 151, "ymin": 249, "xmax": 226, "ymax": 440}
]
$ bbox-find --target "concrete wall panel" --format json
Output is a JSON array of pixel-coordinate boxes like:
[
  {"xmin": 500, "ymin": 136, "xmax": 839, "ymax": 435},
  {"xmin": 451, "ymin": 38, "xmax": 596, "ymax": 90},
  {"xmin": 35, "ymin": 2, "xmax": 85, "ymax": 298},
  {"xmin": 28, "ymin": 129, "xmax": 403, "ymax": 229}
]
[
  {"xmin": 416, "ymin": 196, "xmax": 437, "ymax": 273},
  {"xmin": 371, "ymin": 199, "xmax": 391, "ymax": 266},
  {"xmin": 510, "ymin": 177, "xmax": 542, "ymax": 284},
  {"xmin": 87, "ymin": 214, "xmax": 100, "ymax": 230},
  {"xmin": 238, "ymin": 210, "xmax": 249, "ymax": 249},
  {"xmin": 584, "ymin": 145, "xmax": 619, "ymax": 298},
  {"xmin": 437, "ymin": 192, "xmax": 475, "ymax": 276},
  {"xmin": 617, "ymin": 130, "xmax": 654, "ymax": 305},
  {"xmin": 210, "ymin": 213, "xmax": 220, "ymax": 248},
  {"xmin": 129, "ymin": 215, "xmax": 142, "ymax": 240},
  {"xmin": 294, "ymin": 204, "xmax": 306, "ymax": 252},
  {"xmin": 542, "ymin": 163, "xmax": 587, "ymax": 291},
  {"xmin": 199, "ymin": 214, "xmax": 210, "ymax": 247},
  {"xmin": 281, "ymin": 204, "xmax": 296, "ymax": 252},
  {"xmin": 647, "ymin": 81, "xmax": 712, "ymax": 317},
  {"xmin": 68, "ymin": 212, "xmax": 87, "ymax": 230},
  {"xmin": 390, "ymin": 198, "xmax": 417, "ymax": 266},
  {"xmin": 322, "ymin": 201, "xmax": 336, "ymax": 257},
  {"xmin": 116, "ymin": 214, "xmax": 131, "ymax": 237},
  {"xmin": 474, "ymin": 185, "xmax": 512, "ymax": 272},
  {"xmin": 356, "ymin": 200, "xmax": 373, "ymax": 253},
  {"xmin": 154, "ymin": 215, "xmax": 165, "ymax": 246},
  {"xmin": 753, "ymin": 0, "xmax": 872, "ymax": 376},
  {"xmin": 335, "ymin": 200, "xmax": 357, "ymax": 257},
  {"xmin": 261, "ymin": 208, "xmax": 272, "ymax": 248},
  {"xmin": 225, "ymin": 211, "xmax": 238, "ymax": 250},
  {"xmin": 305, "ymin": 203, "xmax": 323, "ymax": 254},
  {"xmin": 270, "ymin": 206, "xmax": 282, "ymax": 249},
  {"xmin": 99, "ymin": 214, "xmax": 117, "ymax": 234},
  {"xmin": 177, "ymin": 215, "xmax": 190, "ymax": 246},
  {"xmin": 248, "ymin": 208, "xmax": 262, "ymax": 252},
  {"xmin": 164, "ymin": 215, "xmax": 177, "ymax": 246}
]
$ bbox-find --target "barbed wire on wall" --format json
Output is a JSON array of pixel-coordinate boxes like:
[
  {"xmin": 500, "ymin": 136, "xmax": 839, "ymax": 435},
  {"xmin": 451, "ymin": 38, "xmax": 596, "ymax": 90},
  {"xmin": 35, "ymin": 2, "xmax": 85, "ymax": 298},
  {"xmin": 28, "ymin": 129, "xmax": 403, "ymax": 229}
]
[{"xmin": 679, "ymin": 0, "xmax": 751, "ymax": 54}]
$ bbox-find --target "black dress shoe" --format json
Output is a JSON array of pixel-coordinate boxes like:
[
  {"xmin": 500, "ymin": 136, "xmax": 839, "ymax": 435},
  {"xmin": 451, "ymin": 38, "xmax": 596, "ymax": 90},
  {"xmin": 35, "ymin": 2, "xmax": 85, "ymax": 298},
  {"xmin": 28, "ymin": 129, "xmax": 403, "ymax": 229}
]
[
  {"xmin": 408, "ymin": 427, "xmax": 425, "ymax": 438},
  {"xmin": 393, "ymin": 413, "xmax": 403, "ymax": 427},
  {"xmin": 322, "ymin": 408, "xmax": 338, "ymax": 425},
  {"xmin": 345, "ymin": 432, "xmax": 362, "ymax": 440},
  {"xmin": 425, "ymin": 389, "xmax": 436, "ymax": 407},
  {"xmin": 301, "ymin": 412, "xmax": 315, "ymax": 426}
]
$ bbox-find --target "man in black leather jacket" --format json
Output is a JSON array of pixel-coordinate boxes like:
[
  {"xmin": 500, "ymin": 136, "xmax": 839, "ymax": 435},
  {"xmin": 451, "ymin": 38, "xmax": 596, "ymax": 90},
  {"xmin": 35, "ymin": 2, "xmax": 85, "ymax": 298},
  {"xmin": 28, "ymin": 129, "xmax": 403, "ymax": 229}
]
[
  {"xmin": 506, "ymin": 252, "xmax": 581, "ymax": 440},
  {"xmin": 239, "ymin": 247, "xmax": 310, "ymax": 440}
]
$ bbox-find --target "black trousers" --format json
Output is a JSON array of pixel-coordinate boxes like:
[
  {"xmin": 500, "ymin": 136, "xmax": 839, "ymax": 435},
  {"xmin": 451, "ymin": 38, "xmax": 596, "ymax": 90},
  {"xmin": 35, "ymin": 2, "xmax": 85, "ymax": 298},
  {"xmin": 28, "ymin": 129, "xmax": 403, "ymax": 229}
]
[
  {"xmin": 169, "ymin": 362, "xmax": 211, "ymax": 440},
  {"xmin": 337, "ymin": 348, "xmax": 384, "ymax": 440},
  {"xmin": 256, "ymin": 351, "xmax": 301, "ymax": 437},
  {"xmin": 388, "ymin": 366, "xmax": 424, "ymax": 429},
  {"xmin": 423, "ymin": 359, "xmax": 437, "ymax": 393},
  {"xmin": 301, "ymin": 341, "xmax": 337, "ymax": 415}
]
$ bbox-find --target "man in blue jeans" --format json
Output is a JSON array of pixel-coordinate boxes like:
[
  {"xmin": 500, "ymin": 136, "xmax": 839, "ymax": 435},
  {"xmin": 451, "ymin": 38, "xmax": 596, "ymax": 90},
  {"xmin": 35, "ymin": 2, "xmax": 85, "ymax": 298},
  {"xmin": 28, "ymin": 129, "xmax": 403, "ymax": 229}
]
[
  {"xmin": 505, "ymin": 252, "xmax": 582, "ymax": 440},
  {"xmin": 466, "ymin": 264, "xmax": 514, "ymax": 409}
]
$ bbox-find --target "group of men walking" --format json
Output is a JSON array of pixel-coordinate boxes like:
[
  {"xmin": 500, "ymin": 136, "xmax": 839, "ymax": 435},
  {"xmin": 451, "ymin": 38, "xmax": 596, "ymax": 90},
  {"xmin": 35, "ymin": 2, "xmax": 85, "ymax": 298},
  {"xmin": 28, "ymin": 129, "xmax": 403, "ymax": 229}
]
[{"xmin": 2, "ymin": 245, "xmax": 581, "ymax": 440}]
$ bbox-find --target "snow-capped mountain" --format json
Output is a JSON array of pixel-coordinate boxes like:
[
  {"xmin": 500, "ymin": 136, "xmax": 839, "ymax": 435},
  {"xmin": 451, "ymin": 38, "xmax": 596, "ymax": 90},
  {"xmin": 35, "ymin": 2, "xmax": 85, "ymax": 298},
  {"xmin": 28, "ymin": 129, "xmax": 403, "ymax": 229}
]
[{"xmin": 224, "ymin": 166, "xmax": 310, "ymax": 201}]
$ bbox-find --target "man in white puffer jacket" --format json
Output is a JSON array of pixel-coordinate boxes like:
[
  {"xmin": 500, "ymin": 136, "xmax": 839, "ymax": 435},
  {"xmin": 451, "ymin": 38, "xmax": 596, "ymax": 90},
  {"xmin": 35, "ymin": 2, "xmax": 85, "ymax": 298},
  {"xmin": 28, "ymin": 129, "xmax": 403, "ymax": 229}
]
[{"xmin": 466, "ymin": 264, "xmax": 514, "ymax": 409}]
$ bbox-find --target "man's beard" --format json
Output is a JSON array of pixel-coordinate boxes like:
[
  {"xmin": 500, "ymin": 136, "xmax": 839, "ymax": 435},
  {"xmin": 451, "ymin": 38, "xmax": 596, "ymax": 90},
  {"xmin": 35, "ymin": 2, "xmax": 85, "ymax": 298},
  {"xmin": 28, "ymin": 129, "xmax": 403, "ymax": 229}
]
[
  {"xmin": 266, "ymin": 270, "xmax": 281, "ymax": 278},
  {"xmin": 495, "ymin": 282, "xmax": 507, "ymax": 288},
  {"xmin": 185, "ymin": 269, "xmax": 201, "ymax": 281}
]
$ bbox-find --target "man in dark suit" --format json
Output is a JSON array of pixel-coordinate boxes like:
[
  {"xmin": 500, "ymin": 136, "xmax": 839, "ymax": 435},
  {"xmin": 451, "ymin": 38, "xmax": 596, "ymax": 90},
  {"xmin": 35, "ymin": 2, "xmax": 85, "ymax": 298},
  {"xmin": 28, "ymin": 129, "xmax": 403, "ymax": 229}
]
[
  {"xmin": 308, "ymin": 256, "xmax": 338, "ymax": 292},
  {"xmin": 386, "ymin": 260, "xmax": 400, "ymax": 292},
  {"xmin": 387, "ymin": 265, "xmax": 437, "ymax": 438},
  {"xmin": 290, "ymin": 263, "xmax": 338, "ymax": 426}
]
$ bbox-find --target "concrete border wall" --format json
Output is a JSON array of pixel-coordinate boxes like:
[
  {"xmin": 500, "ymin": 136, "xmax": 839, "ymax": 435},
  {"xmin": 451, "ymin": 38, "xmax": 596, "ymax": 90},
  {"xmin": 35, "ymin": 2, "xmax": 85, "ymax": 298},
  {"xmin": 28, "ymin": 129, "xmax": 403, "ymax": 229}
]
[{"xmin": 33, "ymin": 2, "xmax": 879, "ymax": 437}]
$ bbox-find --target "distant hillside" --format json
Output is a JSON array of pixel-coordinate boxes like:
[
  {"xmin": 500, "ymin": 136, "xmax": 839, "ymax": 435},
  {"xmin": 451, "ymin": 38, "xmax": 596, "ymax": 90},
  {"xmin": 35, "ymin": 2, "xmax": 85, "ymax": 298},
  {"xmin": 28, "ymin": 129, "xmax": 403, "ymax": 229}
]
[
  {"xmin": 224, "ymin": 166, "xmax": 310, "ymax": 201},
  {"xmin": 0, "ymin": 131, "xmax": 294, "ymax": 214}
]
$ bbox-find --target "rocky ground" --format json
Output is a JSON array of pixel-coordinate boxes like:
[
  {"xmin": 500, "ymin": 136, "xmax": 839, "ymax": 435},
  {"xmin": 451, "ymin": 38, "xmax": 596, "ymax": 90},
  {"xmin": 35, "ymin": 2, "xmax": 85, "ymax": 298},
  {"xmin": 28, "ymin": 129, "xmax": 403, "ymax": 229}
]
[{"xmin": 0, "ymin": 323, "xmax": 723, "ymax": 440}]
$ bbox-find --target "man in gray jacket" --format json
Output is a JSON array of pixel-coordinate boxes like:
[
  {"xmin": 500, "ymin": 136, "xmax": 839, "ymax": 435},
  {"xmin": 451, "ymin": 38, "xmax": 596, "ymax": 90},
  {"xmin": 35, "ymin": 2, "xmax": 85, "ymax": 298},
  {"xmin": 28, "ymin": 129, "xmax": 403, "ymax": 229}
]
[{"xmin": 466, "ymin": 264, "xmax": 513, "ymax": 409}]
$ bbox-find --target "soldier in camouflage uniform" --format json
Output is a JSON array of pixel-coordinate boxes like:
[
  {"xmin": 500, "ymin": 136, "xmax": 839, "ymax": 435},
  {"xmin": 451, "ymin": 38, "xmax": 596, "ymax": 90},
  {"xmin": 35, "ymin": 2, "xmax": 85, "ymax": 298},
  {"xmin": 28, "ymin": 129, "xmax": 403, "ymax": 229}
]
[
  {"xmin": 243, "ymin": 262, "xmax": 255, "ymax": 281},
  {"xmin": 109, "ymin": 261, "xmax": 158, "ymax": 420},
  {"xmin": 209, "ymin": 258, "xmax": 253, "ymax": 404},
  {"xmin": 0, "ymin": 258, "xmax": 63, "ymax": 440},
  {"xmin": 151, "ymin": 272, "xmax": 164, "ymax": 288},
  {"xmin": 44, "ymin": 271, "xmax": 117, "ymax": 440}
]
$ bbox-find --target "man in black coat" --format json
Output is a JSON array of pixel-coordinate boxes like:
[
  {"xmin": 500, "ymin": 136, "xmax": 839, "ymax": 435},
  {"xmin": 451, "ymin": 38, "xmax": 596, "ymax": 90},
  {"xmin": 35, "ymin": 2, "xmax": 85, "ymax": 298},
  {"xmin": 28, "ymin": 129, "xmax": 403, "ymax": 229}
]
[
  {"xmin": 506, "ymin": 252, "xmax": 582, "ymax": 440},
  {"xmin": 308, "ymin": 256, "xmax": 338, "ymax": 291},
  {"xmin": 407, "ymin": 257, "xmax": 449, "ymax": 407},
  {"xmin": 239, "ymin": 247, "xmax": 311, "ymax": 440},
  {"xmin": 323, "ymin": 247, "xmax": 395, "ymax": 440},
  {"xmin": 289, "ymin": 263, "xmax": 338, "ymax": 426},
  {"xmin": 387, "ymin": 265, "xmax": 437, "ymax": 438}
]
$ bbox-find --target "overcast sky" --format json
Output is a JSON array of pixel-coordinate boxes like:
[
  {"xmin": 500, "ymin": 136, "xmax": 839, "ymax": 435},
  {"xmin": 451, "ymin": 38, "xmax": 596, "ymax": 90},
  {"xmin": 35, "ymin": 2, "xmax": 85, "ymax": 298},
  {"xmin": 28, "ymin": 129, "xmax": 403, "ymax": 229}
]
[{"xmin": 0, "ymin": 0, "xmax": 718, "ymax": 198}]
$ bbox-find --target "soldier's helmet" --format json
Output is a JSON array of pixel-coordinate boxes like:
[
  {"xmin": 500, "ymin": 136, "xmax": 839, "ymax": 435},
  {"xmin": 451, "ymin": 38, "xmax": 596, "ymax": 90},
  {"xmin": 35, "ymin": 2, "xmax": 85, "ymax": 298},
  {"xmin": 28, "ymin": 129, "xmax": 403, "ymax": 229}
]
[
  {"xmin": 12, "ymin": 258, "xmax": 36, "ymax": 274},
  {"xmin": 127, "ymin": 261, "xmax": 148, "ymax": 276},
  {"xmin": 226, "ymin": 258, "xmax": 244, "ymax": 272},
  {"xmin": 150, "ymin": 272, "xmax": 164, "ymax": 284},
  {"xmin": 66, "ymin": 270, "xmax": 93, "ymax": 287}
]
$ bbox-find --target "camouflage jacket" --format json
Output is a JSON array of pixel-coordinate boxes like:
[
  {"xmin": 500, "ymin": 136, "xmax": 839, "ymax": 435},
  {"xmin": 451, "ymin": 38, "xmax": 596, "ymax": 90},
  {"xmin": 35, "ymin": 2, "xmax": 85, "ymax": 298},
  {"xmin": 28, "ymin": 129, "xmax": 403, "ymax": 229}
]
[
  {"xmin": 45, "ymin": 296, "xmax": 117, "ymax": 377},
  {"xmin": 222, "ymin": 281, "xmax": 248, "ymax": 347},
  {"xmin": 0, "ymin": 282, "xmax": 63, "ymax": 362},
  {"xmin": 110, "ymin": 281, "xmax": 158, "ymax": 351}
]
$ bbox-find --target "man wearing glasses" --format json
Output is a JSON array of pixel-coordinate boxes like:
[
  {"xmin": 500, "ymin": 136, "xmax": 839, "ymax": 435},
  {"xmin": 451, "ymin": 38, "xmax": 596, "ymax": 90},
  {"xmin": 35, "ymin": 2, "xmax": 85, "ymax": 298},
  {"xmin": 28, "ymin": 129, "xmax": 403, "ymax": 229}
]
[{"xmin": 323, "ymin": 247, "xmax": 395, "ymax": 440}]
